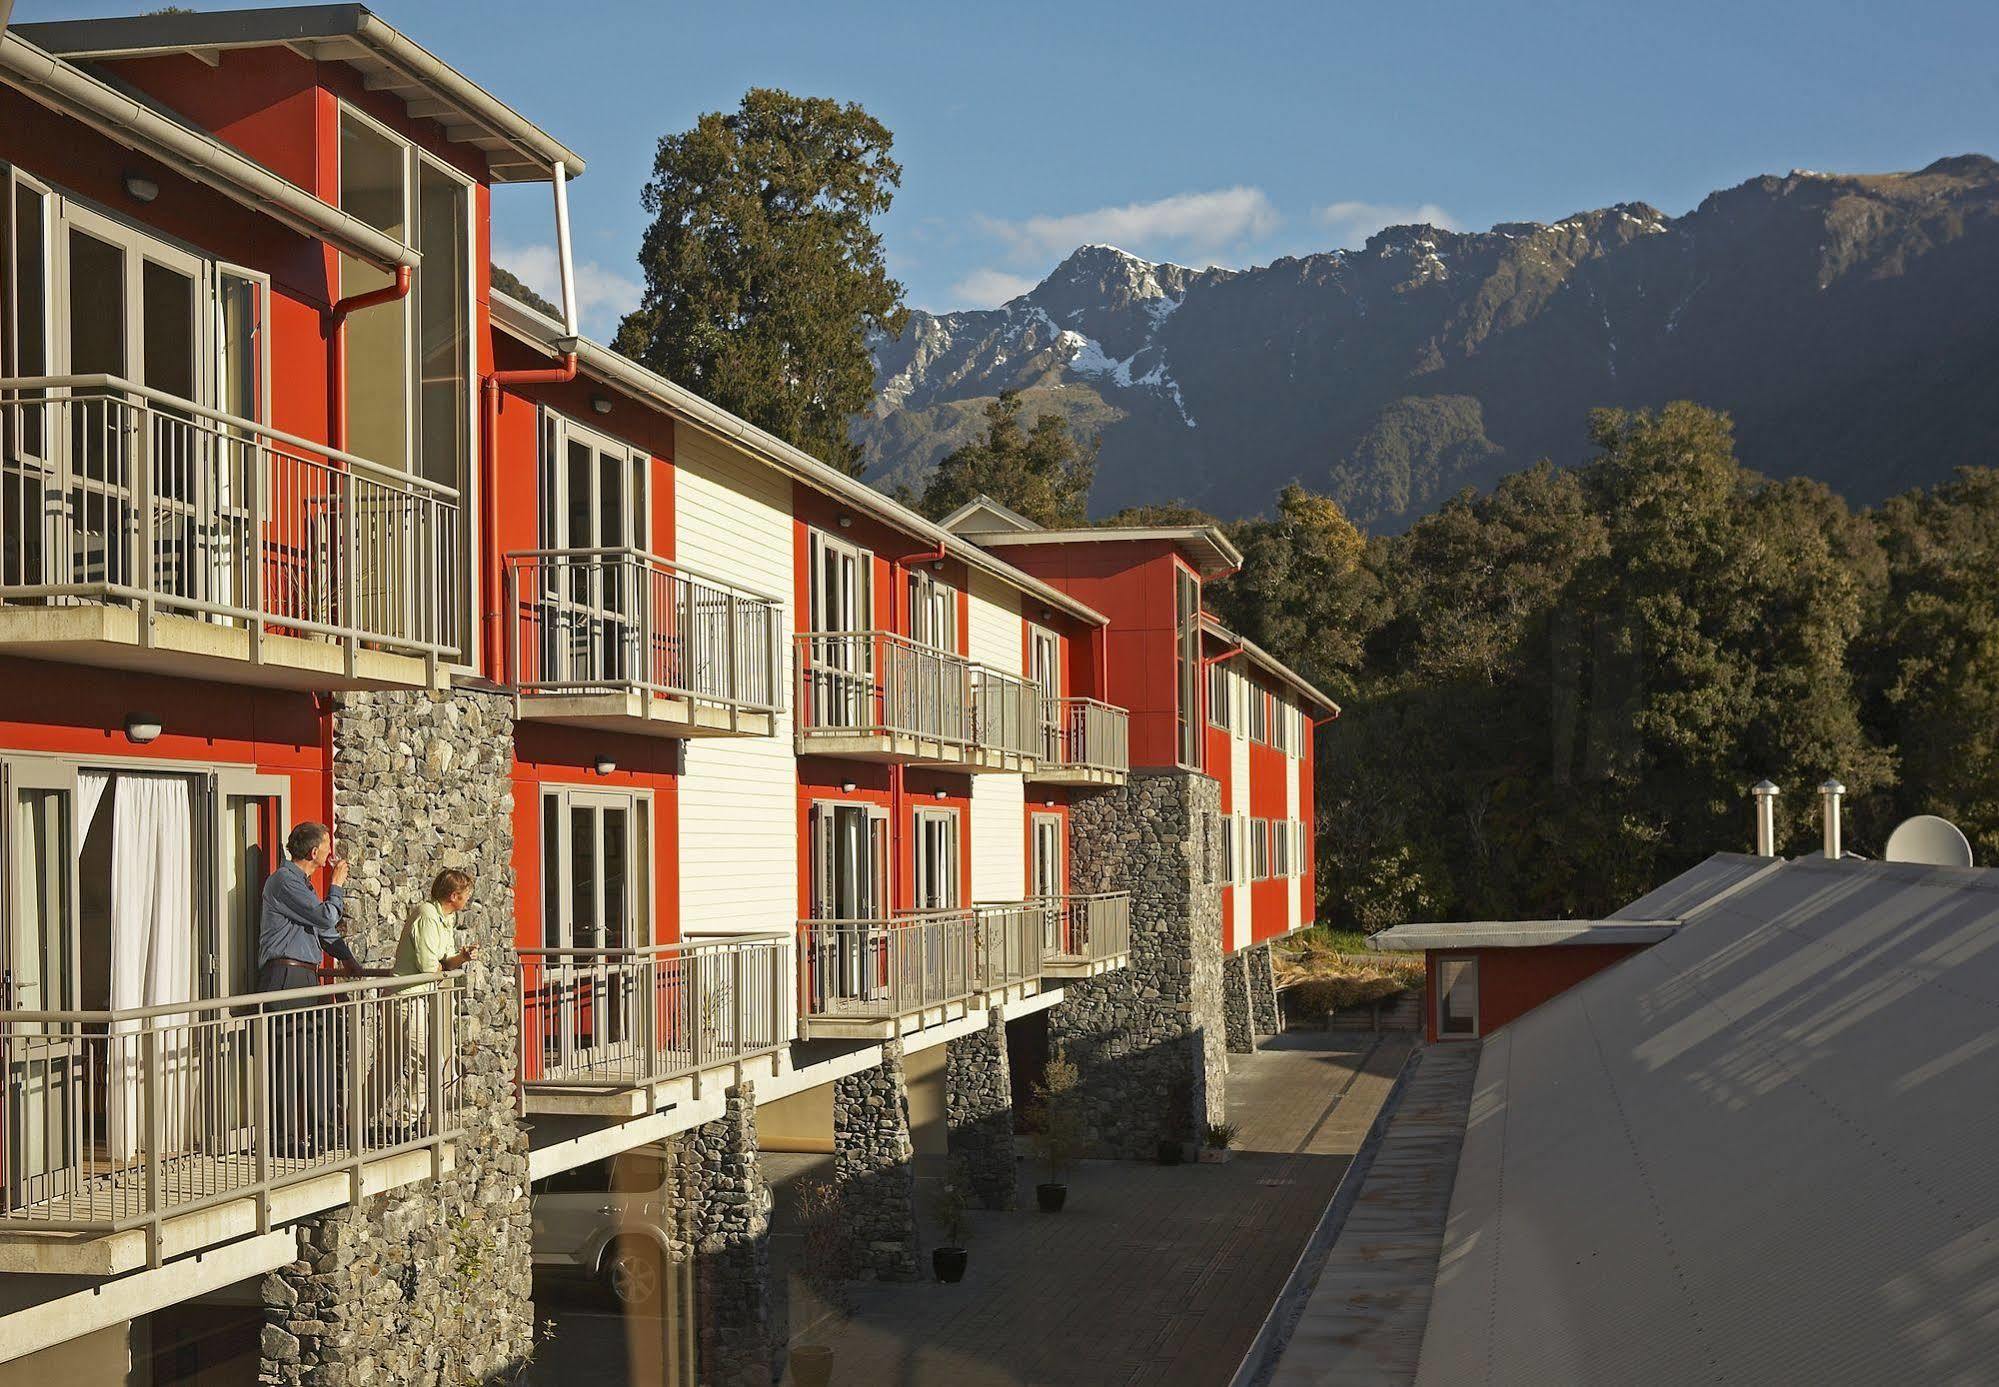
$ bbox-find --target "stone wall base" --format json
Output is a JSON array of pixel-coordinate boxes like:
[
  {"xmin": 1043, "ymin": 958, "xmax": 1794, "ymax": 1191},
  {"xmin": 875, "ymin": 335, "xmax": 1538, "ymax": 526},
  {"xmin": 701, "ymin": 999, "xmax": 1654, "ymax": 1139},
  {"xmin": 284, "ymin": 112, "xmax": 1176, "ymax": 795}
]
[
  {"xmin": 679, "ymin": 1084, "xmax": 775, "ymax": 1387},
  {"xmin": 833, "ymin": 1040, "xmax": 921, "ymax": 1280},
  {"xmin": 946, "ymin": 1009, "xmax": 1018, "ymax": 1210},
  {"xmin": 1222, "ymin": 950, "xmax": 1254, "ymax": 1054},
  {"xmin": 1247, "ymin": 942, "xmax": 1282, "ymax": 1037}
]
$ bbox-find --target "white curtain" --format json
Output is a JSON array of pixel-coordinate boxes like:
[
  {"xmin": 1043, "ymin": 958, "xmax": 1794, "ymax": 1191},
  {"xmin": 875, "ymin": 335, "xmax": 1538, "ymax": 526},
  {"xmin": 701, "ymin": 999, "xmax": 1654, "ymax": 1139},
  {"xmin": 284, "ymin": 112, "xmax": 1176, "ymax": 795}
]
[
  {"xmin": 107, "ymin": 775, "xmax": 195, "ymax": 1162},
  {"xmin": 75, "ymin": 770, "xmax": 108, "ymax": 857}
]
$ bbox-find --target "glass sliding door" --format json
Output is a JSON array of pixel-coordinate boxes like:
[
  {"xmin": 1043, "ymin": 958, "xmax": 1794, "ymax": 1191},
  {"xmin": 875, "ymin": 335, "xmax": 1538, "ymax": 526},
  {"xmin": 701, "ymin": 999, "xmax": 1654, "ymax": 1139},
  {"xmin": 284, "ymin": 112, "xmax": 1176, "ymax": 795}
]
[
  {"xmin": 806, "ymin": 530, "xmax": 872, "ymax": 730},
  {"xmin": 2, "ymin": 758, "xmax": 81, "ymax": 1212},
  {"xmin": 540, "ymin": 788, "xmax": 651, "ymax": 1060},
  {"xmin": 807, "ymin": 802, "xmax": 887, "ymax": 1007},
  {"xmin": 537, "ymin": 413, "xmax": 645, "ymax": 689}
]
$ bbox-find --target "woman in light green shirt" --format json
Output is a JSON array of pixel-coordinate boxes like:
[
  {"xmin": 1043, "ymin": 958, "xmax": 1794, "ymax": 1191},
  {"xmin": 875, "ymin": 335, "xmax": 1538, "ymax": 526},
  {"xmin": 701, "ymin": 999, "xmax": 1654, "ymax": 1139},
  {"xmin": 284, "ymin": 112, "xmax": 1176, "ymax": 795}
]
[{"xmin": 385, "ymin": 870, "xmax": 476, "ymax": 1135}]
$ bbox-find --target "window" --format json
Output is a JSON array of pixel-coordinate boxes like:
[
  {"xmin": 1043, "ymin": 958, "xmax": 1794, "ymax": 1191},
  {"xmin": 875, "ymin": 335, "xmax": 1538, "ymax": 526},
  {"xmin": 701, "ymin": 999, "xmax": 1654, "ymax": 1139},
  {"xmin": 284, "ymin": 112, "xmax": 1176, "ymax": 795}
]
[
  {"xmin": 337, "ymin": 107, "xmax": 472, "ymax": 490},
  {"xmin": 808, "ymin": 801, "xmax": 887, "ymax": 920},
  {"xmin": 1031, "ymin": 814, "xmax": 1063, "ymax": 898},
  {"xmin": 907, "ymin": 570, "xmax": 956, "ymax": 651},
  {"xmin": 1030, "ymin": 627, "xmax": 1061, "ymax": 759},
  {"xmin": 807, "ymin": 529, "xmax": 871, "ymax": 632},
  {"xmin": 1175, "ymin": 568, "xmax": 1201, "ymax": 768},
  {"xmin": 1272, "ymin": 696, "xmax": 1291, "ymax": 753},
  {"xmin": 1213, "ymin": 813, "xmax": 1234, "ymax": 886},
  {"xmin": 1252, "ymin": 818, "xmax": 1270, "ymax": 881},
  {"xmin": 1207, "ymin": 662, "xmax": 1231, "ymax": 730},
  {"xmin": 539, "ymin": 787, "xmax": 652, "ymax": 951},
  {"xmin": 1247, "ymin": 684, "xmax": 1269, "ymax": 744},
  {"xmin": 1273, "ymin": 820, "xmax": 1289, "ymax": 878},
  {"xmin": 1436, "ymin": 956, "xmax": 1479, "ymax": 1038},
  {"xmin": 913, "ymin": 808, "xmax": 960, "ymax": 911}
]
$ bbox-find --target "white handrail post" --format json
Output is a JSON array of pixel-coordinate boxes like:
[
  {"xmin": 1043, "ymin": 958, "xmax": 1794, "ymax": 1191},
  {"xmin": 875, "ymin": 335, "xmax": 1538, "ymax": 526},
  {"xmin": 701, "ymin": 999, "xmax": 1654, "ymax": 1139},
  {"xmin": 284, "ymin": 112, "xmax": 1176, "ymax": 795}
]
[
  {"xmin": 730, "ymin": 943, "xmax": 746, "ymax": 1060},
  {"xmin": 345, "ymin": 995, "xmax": 366, "ymax": 1196},
  {"xmin": 142, "ymin": 1020, "xmax": 163, "ymax": 1256},
  {"xmin": 252, "ymin": 1008, "xmax": 272, "ymax": 1232},
  {"xmin": 133, "ymin": 399, "xmax": 156, "ymax": 639},
  {"xmin": 428, "ymin": 980, "xmax": 448, "ymax": 1174}
]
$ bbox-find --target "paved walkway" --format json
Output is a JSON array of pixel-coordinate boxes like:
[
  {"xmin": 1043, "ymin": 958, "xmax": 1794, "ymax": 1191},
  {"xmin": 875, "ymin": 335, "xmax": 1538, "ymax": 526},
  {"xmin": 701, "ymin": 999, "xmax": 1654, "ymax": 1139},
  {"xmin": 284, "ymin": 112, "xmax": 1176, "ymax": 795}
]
[
  {"xmin": 777, "ymin": 1030, "xmax": 1414, "ymax": 1387},
  {"xmin": 1263, "ymin": 1043, "xmax": 1480, "ymax": 1387}
]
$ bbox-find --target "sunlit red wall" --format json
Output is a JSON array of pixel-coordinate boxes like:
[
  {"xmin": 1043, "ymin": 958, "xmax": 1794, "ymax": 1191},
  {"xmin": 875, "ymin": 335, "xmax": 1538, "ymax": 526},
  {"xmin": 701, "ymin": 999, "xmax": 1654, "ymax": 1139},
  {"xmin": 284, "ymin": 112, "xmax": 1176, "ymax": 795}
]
[{"xmin": 1423, "ymin": 942, "xmax": 1654, "ymax": 1043}]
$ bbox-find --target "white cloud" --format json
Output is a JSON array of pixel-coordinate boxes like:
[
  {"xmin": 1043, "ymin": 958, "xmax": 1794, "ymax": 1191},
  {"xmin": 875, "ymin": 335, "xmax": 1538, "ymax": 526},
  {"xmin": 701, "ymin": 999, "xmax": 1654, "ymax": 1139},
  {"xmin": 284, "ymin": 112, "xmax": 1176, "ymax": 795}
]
[
  {"xmin": 492, "ymin": 241, "xmax": 643, "ymax": 339},
  {"xmin": 979, "ymin": 186, "xmax": 1281, "ymax": 265},
  {"xmin": 949, "ymin": 268, "xmax": 1039, "ymax": 308},
  {"xmin": 1311, "ymin": 201, "xmax": 1458, "ymax": 250}
]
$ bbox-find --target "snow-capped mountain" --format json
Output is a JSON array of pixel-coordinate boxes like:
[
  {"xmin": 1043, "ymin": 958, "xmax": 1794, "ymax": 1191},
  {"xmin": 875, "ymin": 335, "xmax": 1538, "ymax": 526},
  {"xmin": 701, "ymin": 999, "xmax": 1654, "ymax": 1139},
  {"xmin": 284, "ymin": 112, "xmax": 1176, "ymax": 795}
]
[{"xmin": 858, "ymin": 157, "xmax": 1999, "ymax": 528}]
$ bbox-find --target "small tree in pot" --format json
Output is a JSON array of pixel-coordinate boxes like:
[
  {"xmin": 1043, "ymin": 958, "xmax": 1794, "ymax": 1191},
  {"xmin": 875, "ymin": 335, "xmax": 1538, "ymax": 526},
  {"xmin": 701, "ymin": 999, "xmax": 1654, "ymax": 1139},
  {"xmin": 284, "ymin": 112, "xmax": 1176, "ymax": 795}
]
[
  {"xmin": 927, "ymin": 1156, "xmax": 974, "ymax": 1283},
  {"xmin": 789, "ymin": 1177, "xmax": 855, "ymax": 1387},
  {"xmin": 1201, "ymin": 1120, "xmax": 1240, "ymax": 1164},
  {"xmin": 1030, "ymin": 1046, "xmax": 1084, "ymax": 1212}
]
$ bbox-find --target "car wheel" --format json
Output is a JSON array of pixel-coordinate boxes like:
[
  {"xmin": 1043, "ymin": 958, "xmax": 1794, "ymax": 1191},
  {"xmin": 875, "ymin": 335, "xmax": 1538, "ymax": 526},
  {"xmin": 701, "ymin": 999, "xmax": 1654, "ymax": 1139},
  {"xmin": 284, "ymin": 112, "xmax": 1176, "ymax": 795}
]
[{"xmin": 600, "ymin": 1239, "xmax": 664, "ymax": 1312}]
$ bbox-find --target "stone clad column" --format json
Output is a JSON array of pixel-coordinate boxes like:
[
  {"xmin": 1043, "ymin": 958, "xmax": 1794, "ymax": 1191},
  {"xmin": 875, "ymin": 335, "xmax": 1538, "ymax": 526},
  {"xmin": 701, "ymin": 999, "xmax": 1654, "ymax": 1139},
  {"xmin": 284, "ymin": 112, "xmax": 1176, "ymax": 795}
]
[
  {"xmin": 259, "ymin": 687, "xmax": 534, "ymax": 1386},
  {"xmin": 832, "ymin": 1039, "xmax": 921, "ymax": 1280},
  {"xmin": 945, "ymin": 1008, "xmax": 1018, "ymax": 1210},
  {"xmin": 1222, "ymin": 950, "xmax": 1254, "ymax": 1054},
  {"xmin": 1051, "ymin": 770, "xmax": 1227, "ymax": 1160},
  {"xmin": 681, "ymin": 1083, "xmax": 775, "ymax": 1387},
  {"xmin": 1247, "ymin": 942, "xmax": 1282, "ymax": 1037}
]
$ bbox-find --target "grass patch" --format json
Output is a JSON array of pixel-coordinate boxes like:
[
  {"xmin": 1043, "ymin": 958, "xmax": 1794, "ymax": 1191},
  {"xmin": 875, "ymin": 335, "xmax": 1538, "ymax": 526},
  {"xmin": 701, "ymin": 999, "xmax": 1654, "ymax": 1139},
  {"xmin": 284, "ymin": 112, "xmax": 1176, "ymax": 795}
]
[{"xmin": 1273, "ymin": 926, "xmax": 1424, "ymax": 1020}]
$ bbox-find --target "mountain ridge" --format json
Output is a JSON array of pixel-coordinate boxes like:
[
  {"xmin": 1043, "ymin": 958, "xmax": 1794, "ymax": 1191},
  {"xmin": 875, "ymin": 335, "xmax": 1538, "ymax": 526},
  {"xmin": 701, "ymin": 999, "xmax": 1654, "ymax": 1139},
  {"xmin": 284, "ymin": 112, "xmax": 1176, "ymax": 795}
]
[{"xmin": 859, "ymin": 156, "xmax": 1999, "ymax": 528}]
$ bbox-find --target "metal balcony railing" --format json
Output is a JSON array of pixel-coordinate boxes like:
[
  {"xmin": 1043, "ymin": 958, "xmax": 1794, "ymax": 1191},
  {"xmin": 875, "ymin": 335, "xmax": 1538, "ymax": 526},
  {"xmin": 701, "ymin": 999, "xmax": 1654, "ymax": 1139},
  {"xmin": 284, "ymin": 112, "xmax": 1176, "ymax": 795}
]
[
  {"xmin": 797, "ymin": 905, "xmax": 1043, "ymax": 1025},
  {"xmin": 794, "ymin": 630, "xmax": 973, "ymax": 747},
  {"xmin": 506, "ymin": 548, "xmax": 783, "ymax": 714},
  {"xmin": 517, "ymin": 935, "xmax": 787, "ymax": 1094},
  {"xmin": 1035, "ymin": 891, "xmax": 1133, "ymax": 965},
  {"xmin": 0, "ymin": 976, "xmax": 466, "ymax": 1245},
  {"xmin": 0, "ymin": 376, "xmax": 460, "ymax": 661},
  {"xmin": 972, "ymin": 666, "xmax": 1042, "ymax": 763},
  {"xmin": 1039, "ymin": 697, "xmax": 1131, "ymax": 775}
]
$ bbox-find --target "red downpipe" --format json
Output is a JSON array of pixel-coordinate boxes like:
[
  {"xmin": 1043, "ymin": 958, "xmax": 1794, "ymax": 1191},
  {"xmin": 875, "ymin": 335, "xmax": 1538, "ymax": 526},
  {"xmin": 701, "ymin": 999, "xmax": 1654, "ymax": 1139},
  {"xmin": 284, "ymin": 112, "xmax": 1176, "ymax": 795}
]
[
  {"xmin": 326, "ymin": 267, "xmax": 411, "ymax": 454},
  {"xmin": 480, "ymin": 355, "xmax": 579, "ymax": 676}
]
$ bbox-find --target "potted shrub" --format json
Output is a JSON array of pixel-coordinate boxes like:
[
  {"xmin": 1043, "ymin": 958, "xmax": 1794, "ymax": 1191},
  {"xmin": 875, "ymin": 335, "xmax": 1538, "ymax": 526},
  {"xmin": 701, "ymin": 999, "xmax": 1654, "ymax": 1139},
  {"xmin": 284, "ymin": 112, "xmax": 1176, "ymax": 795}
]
[
  {"xmin": 789, "ymin": 1177, "xmax": 855, "ymax": 1387},
  {"xmin": 1030, "ymin": 1046, "xmax": 1083, "ymax": 1212},
  {"xmin": 1200, "ymin": 1120, "xmax": 1240, "ymax": 1164},
  {"xmin": 928, "ymin": 1157, "xmax": 974, "ymax": 1283}
]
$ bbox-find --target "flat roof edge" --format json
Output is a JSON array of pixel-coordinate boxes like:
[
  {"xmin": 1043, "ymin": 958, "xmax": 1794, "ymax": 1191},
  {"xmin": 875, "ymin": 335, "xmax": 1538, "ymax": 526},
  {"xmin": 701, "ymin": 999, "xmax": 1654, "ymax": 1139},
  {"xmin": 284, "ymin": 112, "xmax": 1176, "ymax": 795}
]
[{"xmin": 1370, "ymin": 919, "xmax": 1682, "ymax": 952}]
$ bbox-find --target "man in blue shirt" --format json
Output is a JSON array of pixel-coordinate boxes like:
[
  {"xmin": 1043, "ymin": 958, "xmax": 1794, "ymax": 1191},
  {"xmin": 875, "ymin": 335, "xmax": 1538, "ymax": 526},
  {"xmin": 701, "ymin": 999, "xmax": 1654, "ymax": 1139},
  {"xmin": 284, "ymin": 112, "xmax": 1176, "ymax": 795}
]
[
  {"xmin": 259, "ymin": 821, "xmax": 361, "ymax": 1154},
  {"xmin": 258, "ymin": 821, "xmax": 360, "ymax": 993}
]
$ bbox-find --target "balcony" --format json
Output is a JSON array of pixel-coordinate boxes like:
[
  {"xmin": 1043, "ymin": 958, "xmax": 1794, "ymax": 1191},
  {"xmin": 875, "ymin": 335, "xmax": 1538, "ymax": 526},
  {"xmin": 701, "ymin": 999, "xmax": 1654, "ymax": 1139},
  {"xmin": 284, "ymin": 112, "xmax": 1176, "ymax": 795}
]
[
  {"xmin": 0, "ymin": 975, "xmax": 467, "ymax": 1276},
  {"xmin": 1028, "ymin": 697, "xmax": 1130, "ymax": 787},
  {"xmin": 516, "ymin": 934, "xmax": 788, "ymax": 1119},
  {"xmin": 0, "ymin": 376, "xmax": 459, "ymax": 689},
  {"xmin": 1036, "ymin": 892, "xmax": 1133, "ymax": 977},
  {"xmin": 795, "ymin": 904, "xmax": 1046, "ymax": 1040},
  {"xmin": 506, "ymin": 549, "xmax": 783, "ymax": 738},
  {"xmin": 795, "ymin": 631, "xmax": 1038, "ymax": 772}
]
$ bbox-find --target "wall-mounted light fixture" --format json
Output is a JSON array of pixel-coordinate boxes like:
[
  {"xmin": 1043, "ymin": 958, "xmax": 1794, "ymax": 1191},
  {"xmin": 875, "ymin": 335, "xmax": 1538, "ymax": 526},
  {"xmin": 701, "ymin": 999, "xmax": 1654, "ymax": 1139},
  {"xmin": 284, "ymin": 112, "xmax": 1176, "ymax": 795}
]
[
  {"xmin": 1039, "ymin": 608, "xmax": 1054, "ymax": 621},
  {"xmin": 931, "ymin": 560, "xmax": 944, "ymax": 572},
  {"xmin": 841, "ymin": 780, "xmax": 857, "ymax": 794},
  {"xmin": 837, "ymin": 515, "xmax": 853, "ymax": 529},
  {"xmin": 590, "ymin": 395, "xmax": 613, "ymax": 415},
  {"xmin": 593, "ymin": 755, "xmax": 617, "ymax": 776},
  {"xmin": 1045, "ymin": 799, "xmax": 1056, "ymax": 809},
  {"xmin": 933, "ymin": 788, "xmax": 948, "ymax": 800},
  {"xmin": 124, "ymin": 714, "xmax": 163, "ymax": 745},
  {"xmin": 122, "ymin": 173, "xmax": 160, "ymax": 204}
]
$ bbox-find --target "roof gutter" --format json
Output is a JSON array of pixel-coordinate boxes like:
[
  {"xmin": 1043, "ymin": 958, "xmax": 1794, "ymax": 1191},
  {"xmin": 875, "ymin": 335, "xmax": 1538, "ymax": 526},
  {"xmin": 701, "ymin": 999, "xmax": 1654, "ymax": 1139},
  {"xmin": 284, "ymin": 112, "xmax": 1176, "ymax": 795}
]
[
  {"xmin": 349, "ymin": 10, "xmax": 585, "ymax": 178},
  {"xmin": 0, "ymin": 32, "xmax": 415, "ymax": 274},
  {"xmin": 491, "ymin": 298, "xmax": 1107, "ymax": 629}
]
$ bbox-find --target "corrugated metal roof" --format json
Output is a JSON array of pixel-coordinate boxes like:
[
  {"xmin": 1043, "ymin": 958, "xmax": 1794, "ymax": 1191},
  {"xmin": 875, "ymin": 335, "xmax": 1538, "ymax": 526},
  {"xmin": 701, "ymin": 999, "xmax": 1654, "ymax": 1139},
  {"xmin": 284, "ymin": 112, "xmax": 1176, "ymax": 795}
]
[
  {"xmin": 1610, "ymin": 849, "xmax": 1777, "ymax": 920},
  {"xmin": 1414, "ymin": 855, "xmax": 1999, "ymax": 1385}
]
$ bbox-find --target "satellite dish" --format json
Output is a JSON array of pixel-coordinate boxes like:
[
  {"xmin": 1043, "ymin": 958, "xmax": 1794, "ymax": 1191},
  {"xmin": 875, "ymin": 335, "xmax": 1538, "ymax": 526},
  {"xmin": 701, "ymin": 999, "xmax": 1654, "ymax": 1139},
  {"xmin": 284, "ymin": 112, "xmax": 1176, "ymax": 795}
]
[{"xmin": 1883, "ymin": 815, "xmax": 1975, "ymax": 868}]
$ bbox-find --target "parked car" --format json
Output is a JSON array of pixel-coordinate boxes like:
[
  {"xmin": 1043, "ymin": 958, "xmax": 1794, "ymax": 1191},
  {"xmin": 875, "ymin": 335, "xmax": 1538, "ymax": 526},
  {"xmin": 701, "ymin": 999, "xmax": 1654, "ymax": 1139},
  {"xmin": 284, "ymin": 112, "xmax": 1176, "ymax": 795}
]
[{"xmin": 530, "ymin": 1145, "xmax": 685, "ymax": 1310}]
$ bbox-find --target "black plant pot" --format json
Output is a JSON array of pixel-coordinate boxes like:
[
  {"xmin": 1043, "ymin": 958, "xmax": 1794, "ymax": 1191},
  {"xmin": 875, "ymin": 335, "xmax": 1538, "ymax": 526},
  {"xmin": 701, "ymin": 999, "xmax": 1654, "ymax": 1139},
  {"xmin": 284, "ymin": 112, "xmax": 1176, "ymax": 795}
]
[
  {"xmin": 933, "ymin": 1246, "xmax": 969, "ymax": 1283},
  {"xmin": 1157, "ymin": 1139, "xmax": 1185, "ymax": 1166},
  {"xmin": 1036, "ymin": 1182, "xmax": 1068, "ymax": 1213}
]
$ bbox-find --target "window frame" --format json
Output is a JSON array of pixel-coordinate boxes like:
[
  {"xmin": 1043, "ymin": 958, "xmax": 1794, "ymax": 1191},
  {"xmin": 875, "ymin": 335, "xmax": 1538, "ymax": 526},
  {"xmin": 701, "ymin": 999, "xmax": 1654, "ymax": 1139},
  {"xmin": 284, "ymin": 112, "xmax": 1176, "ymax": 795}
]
[
  {"xmin": 912, "ymin": 805, "xmax": 962, "ymax": 912},
  {"xmin": 1435, "ymin": 953, "xmax": 1480, "ymax": 1039},
  {"xmin": 537, "ymin": 784, "xmax": 655, "ymax": 952}
]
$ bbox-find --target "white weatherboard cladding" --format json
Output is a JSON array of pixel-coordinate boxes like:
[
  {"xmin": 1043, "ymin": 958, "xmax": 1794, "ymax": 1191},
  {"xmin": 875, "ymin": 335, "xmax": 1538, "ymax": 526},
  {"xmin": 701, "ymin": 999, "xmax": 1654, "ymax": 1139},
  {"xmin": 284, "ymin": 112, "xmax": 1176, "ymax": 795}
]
[
  {"xmin": 1229, "ymin": 681, "xmax": 1250, "ymax": 949},
  {"xmin": 968, "ymin": 574, "xmax": 1028, "ymax": 901},
  {"xmin": 967, "ymin": 573, "xmax": 1023, "ymax": 673},
  {"xmin": 673, "ymin": 428, "xmax": 798, "ymax": 938},
  {"xmin": 971, "ymin": 774, "xmax": 1026, "ymax": 901},
  {"xmin": 1287, "ymin": 737, "xmax": 1302, "ymax": 930}
]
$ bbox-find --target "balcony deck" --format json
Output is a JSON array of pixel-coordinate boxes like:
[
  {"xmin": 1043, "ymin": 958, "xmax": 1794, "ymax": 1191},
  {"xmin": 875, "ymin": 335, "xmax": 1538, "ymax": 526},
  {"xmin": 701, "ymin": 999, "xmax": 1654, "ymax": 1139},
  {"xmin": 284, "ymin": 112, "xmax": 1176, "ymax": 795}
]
[
  {"xmin": 793, "ymin": 632, "xmax": 1043, "ymax": 773},
  {"xmin": 516, "ymin": 935, "xmax": 788, "ymax": 1120},
  {"xmin": 507, "ymin": 548, "xmax": 783, "ymax": 741},
  {"xmin": 1035, "ymin": 892, "xmax": 1133, "ymax": 978},
  {"xmin": 1, "ymin": 376, "xmax": 461, "ymax": 690},
  {"xmin": 0, "ymin": 975, "xmax": 466, "ymax": 1276},
  {"xmin": 1024, "ymin": 698, "xmax": 1130, "ymax": 788},
  {"xmin": 796, "ymin": 906, "xmax": 1047, "ymax": 1041}
]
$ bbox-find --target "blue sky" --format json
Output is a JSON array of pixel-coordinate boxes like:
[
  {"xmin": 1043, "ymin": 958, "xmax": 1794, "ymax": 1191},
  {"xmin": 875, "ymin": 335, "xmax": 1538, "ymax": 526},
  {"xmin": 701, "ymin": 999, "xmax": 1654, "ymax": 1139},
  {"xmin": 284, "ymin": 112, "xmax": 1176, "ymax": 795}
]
[{"xmin": 22, "ymin": 0, "xmax": 1998, "ymax": 336}]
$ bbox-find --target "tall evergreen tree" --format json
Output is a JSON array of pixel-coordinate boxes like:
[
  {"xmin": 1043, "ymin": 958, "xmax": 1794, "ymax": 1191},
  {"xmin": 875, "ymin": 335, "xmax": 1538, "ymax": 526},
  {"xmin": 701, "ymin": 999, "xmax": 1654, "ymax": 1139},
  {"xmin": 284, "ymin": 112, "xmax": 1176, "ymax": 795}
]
[
  {"xmin": 918, "ymin": 390, "xmax": 1097, "ymax": 526},
  {"xmin": 616, "ymin": 89, "xmax": 907, "ymax": 475}
]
